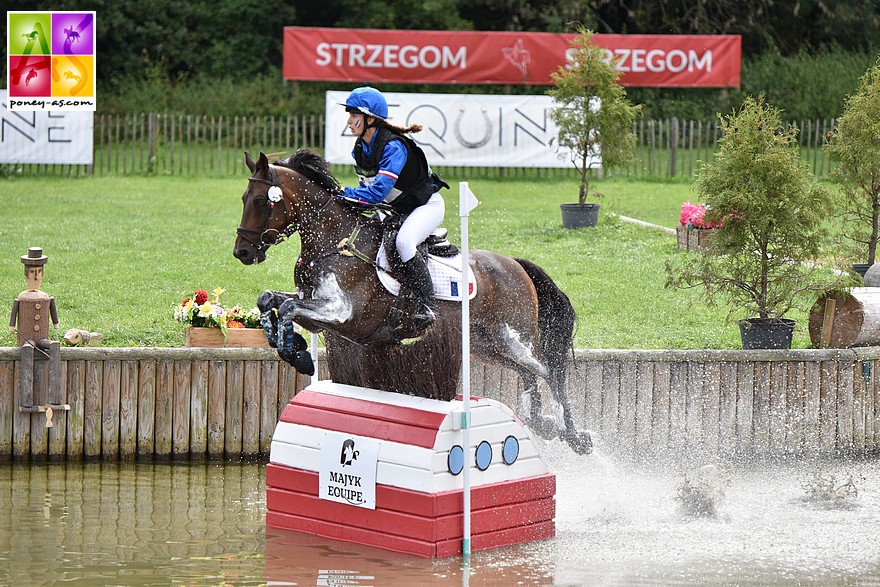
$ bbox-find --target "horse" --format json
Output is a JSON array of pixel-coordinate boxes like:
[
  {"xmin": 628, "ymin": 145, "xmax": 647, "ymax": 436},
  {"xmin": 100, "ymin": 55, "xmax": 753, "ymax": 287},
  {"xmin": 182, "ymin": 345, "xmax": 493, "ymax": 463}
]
[
  {"xmin": 233, "ymin": 150, "xmax": 591, "ymax": 455},
  {"xmin": 64, "ymin": 27, "xmax": 80, "ymax": 44}
]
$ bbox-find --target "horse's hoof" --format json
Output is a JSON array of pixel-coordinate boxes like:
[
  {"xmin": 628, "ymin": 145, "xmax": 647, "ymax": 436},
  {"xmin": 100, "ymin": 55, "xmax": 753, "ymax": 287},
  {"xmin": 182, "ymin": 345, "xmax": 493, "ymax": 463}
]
[
  {"xmin": 563, "ymin": 429, "xmax": 593, "ymax": 456},
  {"xmin": 258, "ymin": 290, "xmax": 284, "ymax": 312},
  {"xmin": 278, "ymin": 348, "xmax": 315, "ymax": 376}
]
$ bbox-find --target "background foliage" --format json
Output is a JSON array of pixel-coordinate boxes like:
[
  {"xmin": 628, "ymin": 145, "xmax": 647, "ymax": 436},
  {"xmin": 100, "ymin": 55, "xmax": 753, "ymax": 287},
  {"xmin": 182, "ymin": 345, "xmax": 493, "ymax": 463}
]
[{"xmin": 3, "ymin": 1, "xmax": 879, "ymax": 119}]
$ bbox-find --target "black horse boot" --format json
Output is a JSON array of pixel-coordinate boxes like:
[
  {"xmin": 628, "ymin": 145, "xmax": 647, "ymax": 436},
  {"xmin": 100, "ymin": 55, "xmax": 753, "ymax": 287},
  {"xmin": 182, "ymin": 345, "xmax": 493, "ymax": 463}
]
[{"xmin": 398, "ymin": 255, "xmax": 439, "ymax": 331}]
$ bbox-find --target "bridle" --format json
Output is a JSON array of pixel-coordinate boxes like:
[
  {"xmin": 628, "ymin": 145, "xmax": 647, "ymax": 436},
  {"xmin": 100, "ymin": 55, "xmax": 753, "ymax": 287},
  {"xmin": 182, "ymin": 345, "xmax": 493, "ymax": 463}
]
[
  {"xmin": 235, "ymin": 164, "xmax": 337, "ymax": 251},
  {"xmin": 235, "ymin": 163, "xmax": 299, "ymax": 251}
]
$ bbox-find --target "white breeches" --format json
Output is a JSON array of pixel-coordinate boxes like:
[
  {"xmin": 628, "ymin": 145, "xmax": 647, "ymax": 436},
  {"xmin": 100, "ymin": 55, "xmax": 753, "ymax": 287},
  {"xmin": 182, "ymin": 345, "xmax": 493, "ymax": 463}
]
[{"xmin": 396, "ymin": 193, "xmax": 445, "ymax": 262}]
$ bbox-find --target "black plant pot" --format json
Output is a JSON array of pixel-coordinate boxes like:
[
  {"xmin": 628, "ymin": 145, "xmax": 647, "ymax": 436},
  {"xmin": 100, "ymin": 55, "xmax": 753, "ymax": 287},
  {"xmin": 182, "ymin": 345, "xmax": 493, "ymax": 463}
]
[
  {"xmin": 560, "ymin": 203, "xmax": 600, "ymax": 229},
  {"xmin": 852, "ymin": 263, "xmax": 871, "ymax": 278},
  {"xmin": 738, "ymin": 318, "xmax": 796, "ymax": 350}
]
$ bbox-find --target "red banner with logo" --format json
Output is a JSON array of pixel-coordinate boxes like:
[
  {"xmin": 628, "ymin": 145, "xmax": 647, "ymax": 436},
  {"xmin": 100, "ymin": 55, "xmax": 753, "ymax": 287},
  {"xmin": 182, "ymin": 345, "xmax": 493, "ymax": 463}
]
[{"xmin": 283, "ymin": 27, "xmax": 741, "ymax": 88}]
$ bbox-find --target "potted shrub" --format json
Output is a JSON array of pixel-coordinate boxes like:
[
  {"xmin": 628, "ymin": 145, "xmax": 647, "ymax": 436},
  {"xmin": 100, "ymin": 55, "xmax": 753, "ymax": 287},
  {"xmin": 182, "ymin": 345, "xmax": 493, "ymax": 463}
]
[
  {"xmin": 666, "ymin": 96, "xmax": 850, "ymax": 349},
  {"xmin": 547, "ymin": 28, "xmax": 641, "ymax": 229},
  {"xmin": 825, "ymin": 59, "xmax": 880, "ymax": 278}
]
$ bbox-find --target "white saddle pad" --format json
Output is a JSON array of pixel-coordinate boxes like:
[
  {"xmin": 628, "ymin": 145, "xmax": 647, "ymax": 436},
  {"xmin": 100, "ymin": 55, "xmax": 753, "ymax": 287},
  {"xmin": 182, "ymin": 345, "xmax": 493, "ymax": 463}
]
[{"xmin": 376, "ymin": 248, "xmax": 477, "ymax": 301}]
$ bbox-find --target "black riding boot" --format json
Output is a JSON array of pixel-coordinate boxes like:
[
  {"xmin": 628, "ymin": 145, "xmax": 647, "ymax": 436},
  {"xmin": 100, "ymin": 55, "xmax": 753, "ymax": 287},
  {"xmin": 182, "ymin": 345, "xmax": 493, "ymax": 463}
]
[{"xmin": 398, "ymin": 256, "xmax": 438, "ymax": 331}]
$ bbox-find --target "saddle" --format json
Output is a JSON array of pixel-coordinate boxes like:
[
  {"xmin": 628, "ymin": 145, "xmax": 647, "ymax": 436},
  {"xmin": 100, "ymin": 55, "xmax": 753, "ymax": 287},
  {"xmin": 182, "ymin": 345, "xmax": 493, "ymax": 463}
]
[{"xmin": 376, "ymin": 228, "xmax": 476, "ymax": 302}]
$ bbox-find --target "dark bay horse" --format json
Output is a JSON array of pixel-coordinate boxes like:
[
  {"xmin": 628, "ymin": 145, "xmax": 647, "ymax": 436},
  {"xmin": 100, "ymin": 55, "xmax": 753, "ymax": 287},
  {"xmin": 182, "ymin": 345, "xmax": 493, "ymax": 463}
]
[{"xmin": 233, "ymin": 150, "xmax": 591, "ymax": 454}]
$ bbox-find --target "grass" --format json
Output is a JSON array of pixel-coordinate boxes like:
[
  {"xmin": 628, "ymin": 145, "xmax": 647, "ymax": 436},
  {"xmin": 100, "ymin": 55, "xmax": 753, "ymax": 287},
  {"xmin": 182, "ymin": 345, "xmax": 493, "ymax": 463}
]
[{"xmin": 0, "ymin": 173, "xmax": 820, "ymax": 349}]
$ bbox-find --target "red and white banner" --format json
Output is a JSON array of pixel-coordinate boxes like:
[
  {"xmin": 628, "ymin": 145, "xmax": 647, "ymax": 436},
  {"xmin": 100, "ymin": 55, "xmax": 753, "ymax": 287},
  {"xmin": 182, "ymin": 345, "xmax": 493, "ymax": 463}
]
[{"xmin": 284, "ymin": 27, "xmax": 741, "ymax": 88}]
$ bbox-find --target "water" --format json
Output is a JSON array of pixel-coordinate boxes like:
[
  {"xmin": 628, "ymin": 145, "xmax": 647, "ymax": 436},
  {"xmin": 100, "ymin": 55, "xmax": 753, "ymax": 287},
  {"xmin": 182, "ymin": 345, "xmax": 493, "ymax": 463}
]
[{"xmin": 2, "ymin": 443, "xmax": 880, "ymax": 586}]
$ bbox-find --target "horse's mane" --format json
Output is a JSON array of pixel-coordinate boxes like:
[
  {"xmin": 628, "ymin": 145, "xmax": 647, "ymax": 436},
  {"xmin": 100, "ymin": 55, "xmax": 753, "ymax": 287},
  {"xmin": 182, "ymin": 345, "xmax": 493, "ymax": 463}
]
[{"xmin": 275, "ymin": 149, "xmax": 342, "ymax": 195}]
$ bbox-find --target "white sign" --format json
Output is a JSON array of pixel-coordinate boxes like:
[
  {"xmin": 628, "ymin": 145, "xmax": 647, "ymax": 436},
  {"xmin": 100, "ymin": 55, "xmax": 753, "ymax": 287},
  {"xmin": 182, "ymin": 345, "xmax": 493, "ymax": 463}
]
[
  {"xmin": 0, "ymin": 91, "xmax": 93, "ymax": 164},
  {"xmin": 319, "ymin": 431, "xmax": 381, "ymax": 510},
  {"xmin": 325, "ymin": 91, "xmax": 601, "ymax": 169}
]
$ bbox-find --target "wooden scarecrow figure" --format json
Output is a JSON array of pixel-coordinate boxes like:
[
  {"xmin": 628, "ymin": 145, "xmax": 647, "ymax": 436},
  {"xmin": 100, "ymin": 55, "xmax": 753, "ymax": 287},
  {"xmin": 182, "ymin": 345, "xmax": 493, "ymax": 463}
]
[{"xmin": 9, "ymin": 247, "xmax": 59, "ymax": 345}]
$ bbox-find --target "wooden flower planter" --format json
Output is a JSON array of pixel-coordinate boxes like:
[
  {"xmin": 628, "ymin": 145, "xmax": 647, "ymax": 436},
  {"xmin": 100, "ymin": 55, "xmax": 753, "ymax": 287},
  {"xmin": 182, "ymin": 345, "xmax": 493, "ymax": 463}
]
[
  {"xmin": 184, "ymin": 326, "xmax": 270, "ymax": 348},
  {"xmin": 676, "ymin": 226, "xmax": 716, "ymax": 252}
]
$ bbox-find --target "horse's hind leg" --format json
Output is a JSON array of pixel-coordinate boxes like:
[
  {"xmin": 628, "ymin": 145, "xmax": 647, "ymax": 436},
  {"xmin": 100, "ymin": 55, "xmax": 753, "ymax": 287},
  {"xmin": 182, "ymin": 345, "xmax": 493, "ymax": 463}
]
[
  {"xmin": 547, "ymin": 362, "xmax": 592, "ymax": 455},
  {"xmin": 515, "ymin": 366, "xmax": 590, "ymax": 454},
  {"xmin": 518, "ymin": 371, "xmax": 564, "ymax": 442}
]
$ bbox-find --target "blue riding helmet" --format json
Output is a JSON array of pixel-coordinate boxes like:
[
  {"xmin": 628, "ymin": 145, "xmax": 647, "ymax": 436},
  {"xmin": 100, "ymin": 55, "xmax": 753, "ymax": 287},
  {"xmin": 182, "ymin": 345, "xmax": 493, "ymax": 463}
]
[{"xmin": 342, "ymin": 87, "xmax": 388, "ymax": 120}]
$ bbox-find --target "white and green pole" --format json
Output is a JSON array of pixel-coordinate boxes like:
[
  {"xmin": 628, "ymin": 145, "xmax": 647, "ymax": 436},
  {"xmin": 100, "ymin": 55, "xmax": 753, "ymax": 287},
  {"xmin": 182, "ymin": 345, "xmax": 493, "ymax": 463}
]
[
  {"xmin": 310, "ymin": 332, "xmax": 319, "ymax": 382},
  {"xmin": 459, "ymin": 181, "xmax": 479, "ymax": 557}
]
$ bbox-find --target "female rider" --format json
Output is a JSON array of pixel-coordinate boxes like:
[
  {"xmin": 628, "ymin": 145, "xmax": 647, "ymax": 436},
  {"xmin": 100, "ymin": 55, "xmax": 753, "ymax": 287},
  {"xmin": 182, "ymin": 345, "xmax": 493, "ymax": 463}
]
[{"xmin": 338, "ymin": 86, "xmax": 448, "ymax": 331}]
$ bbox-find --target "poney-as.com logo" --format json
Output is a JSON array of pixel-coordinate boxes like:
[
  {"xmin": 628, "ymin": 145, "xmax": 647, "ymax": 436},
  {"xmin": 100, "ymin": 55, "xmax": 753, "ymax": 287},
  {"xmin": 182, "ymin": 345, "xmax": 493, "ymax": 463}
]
[{"xmin": 6, "ymin": 11, "xmax": 96, "ymax": 112}]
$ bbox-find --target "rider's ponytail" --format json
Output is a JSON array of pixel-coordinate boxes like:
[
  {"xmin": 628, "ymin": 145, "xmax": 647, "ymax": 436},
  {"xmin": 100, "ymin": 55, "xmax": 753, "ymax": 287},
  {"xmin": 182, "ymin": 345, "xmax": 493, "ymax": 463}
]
[{"xmin": 379, "ymin": 120, "xmax": 422, "ymax": 135}]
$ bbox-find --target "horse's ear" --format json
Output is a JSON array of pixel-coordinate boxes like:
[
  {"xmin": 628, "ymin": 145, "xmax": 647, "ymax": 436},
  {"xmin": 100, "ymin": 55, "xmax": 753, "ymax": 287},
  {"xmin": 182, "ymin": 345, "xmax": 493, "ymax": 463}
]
[
  {"xmin": 258, "ymin": 152, "xmax": 269, "ymax": 170},
  {"xmin": 244, "ymin": 151, "xmax": 255, "ymax": 173}
]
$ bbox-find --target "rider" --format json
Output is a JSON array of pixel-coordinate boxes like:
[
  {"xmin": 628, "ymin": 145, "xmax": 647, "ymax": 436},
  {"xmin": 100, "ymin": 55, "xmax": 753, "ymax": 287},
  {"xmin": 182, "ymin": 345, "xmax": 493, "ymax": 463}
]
[{"xmin": 338, "ymin": 86, "xmax": 448, "ymax": 331}]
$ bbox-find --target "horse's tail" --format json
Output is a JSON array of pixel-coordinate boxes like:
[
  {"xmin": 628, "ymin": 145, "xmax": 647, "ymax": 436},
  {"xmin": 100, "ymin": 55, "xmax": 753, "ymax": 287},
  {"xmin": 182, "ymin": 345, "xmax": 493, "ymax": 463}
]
[{"xmin": 513, "ymin": 258, "xmax": 576, "ymax": 376}]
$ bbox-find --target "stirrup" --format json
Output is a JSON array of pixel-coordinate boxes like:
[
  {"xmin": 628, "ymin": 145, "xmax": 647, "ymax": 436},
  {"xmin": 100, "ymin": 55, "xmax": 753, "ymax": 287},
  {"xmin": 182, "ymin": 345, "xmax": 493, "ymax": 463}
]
[{"xmin": 411, "ymin": 305, "xmax": 437, "ymax": 332}]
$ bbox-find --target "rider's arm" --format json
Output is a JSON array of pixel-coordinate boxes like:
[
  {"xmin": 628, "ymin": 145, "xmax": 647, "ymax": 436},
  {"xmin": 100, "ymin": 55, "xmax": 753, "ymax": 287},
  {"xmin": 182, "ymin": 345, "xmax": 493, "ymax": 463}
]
[{"xmin": 341, "ymin": 140, "xmax": 407, "ymax": 204}]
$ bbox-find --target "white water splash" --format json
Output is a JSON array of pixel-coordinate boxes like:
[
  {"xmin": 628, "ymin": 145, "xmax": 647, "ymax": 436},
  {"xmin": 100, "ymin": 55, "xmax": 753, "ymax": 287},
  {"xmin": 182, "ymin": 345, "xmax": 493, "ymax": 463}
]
[
  {"xmin": 502, "ymin": 323, "xmax": 548, "ymax": 378},
  {"xmin": 297, "ymin": 274, "xmax": 353, "ymax": 324},
  {"xmin": 520, "ymin": 438, "xmax": 880, "ymax": 585}
]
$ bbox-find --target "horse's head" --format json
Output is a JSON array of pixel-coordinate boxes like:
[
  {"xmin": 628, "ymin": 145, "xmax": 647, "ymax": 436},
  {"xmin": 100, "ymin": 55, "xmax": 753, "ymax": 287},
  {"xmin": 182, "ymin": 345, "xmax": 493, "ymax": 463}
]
[
  {"xmin": 234, "ymin": 152, "xmax": 294, "ymax": 265},
  {"xmin": 234, "ymin": 149, "xmax": 344, "ymax": 265}
]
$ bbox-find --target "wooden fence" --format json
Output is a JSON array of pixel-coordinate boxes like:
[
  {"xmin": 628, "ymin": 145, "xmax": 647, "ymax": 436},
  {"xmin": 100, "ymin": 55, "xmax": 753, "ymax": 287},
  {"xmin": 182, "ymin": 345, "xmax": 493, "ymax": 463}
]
[
  {"xmin": 2, "ymin": 346, "xmax": 878, "ymax": 462},
  {"xmin": 10, "ymin": 113, "xmax": 838, "ymax": 180}
]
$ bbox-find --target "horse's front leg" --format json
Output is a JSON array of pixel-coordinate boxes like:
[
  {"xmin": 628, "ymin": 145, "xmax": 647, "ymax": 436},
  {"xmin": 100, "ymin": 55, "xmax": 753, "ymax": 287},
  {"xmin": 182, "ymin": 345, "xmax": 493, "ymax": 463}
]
[
  {"xmin": 272, "ymin": 274, "xmax": 356, "ymax": 376},
  {"xmin": 257, "ymin": 290, "xmax": 298, "ymax": 346},
  {"xmin": 257, "ymin": 289, "xmax": 315, "ymax": 376}
]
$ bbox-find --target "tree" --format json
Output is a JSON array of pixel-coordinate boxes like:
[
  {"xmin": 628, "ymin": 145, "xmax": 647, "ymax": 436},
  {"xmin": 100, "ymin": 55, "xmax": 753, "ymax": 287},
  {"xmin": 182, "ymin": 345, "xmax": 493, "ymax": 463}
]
[
  {"xmin": 667, "ymin": 95, "xmax": 847, "ymax": 321},
  {"xmin": 547, "ymin": 28, "xmax": 641, "ymax": 205},
  {"xmin": 825, "ymin": 59, "xmax": 880, "ymax": 266}
]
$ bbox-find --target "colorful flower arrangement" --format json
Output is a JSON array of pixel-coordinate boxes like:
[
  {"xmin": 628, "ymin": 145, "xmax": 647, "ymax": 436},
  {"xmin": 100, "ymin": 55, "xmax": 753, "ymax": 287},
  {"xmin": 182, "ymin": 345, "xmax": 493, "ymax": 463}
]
[
  {"xmin": 173, "ymin": 287, "xmax": 261, "ymax": 338},
  {"xmin": 679, "ymin": 200, "xmax": 722, "ymax": 229}
]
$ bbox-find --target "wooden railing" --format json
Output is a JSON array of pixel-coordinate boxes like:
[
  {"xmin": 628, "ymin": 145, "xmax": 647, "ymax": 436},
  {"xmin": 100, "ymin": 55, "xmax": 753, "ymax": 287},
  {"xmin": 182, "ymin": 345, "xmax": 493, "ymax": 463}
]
[
  {"xmin": 11, "ymin": 114, "xmax": 838, "ymax": 180},
  {"xmin": 2, "ymin": 346, "xmax": 878, "ymax": 462}
]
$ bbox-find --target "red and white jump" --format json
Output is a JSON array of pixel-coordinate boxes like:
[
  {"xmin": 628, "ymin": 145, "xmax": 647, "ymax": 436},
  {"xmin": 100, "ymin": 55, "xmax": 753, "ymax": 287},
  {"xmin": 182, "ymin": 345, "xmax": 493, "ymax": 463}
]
[{"xmin": 266, "ymin": 380, "xmax": 556, "ymax": 557}]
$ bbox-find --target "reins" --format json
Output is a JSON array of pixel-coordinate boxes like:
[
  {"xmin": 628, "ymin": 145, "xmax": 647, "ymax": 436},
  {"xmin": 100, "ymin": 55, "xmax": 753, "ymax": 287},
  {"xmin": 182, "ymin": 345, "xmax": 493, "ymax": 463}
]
[{"xmin": 239, "ymin": 162, "xmax": 397, "ymax": 279}]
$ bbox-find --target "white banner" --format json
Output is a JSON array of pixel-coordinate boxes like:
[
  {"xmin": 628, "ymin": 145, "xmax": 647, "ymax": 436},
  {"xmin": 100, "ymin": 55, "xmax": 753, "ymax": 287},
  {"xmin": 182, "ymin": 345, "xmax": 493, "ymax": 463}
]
[
  {"xmin": 319, "ymin": 431, "xmax": 380, "ymax": 510},
  {"xmin": 325, "ymin": 91, "xmax": 600, "ymax": 169},
  {"xmin": 0, "ymin": 90, "xmax": 93, "ymax": 164}
]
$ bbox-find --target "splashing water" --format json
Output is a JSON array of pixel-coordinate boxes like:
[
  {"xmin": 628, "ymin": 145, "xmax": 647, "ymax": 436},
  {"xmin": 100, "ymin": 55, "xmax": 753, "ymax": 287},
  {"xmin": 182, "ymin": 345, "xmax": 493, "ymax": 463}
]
[
  {"xmin": 526, "ymin": 437, "xmax": 880, "ymax": 585},
  {"xmin": 800, "ymin": 468, "xmax": 860, "ymax": 509},
  {"xmin": 675, "ymin": 464, "xmax": 732, "ymax": 519}
]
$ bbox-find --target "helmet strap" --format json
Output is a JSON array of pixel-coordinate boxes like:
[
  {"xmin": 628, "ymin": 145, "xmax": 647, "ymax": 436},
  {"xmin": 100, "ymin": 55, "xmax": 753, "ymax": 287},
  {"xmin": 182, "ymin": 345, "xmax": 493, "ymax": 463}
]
[{"xmin": 360, "ymin": 116, "xmax": 379, "ymax": 140}]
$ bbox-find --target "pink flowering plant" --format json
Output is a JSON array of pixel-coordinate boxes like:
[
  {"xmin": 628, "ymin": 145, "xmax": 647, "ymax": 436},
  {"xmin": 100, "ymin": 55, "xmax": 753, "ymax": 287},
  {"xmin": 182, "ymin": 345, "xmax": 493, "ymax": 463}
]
[
  {"xmin": 679, "ymin": 201, "xmax": 723, "ymax": 229},
  {"xmin": 173, "ymin": 287, "xmax": 261, "ymax": 338}
]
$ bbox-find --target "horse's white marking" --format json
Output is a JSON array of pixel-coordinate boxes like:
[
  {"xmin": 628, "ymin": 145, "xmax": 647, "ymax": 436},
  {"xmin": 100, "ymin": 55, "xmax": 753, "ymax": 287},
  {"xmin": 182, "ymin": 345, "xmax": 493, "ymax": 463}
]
[
  {"xmin": 553, "ymin": 400, "xmax": 565, "ymax": 428},
  {"xmin": 521, "ymin": 390, "xmax": 532, "ymax": 415},
  {"xmin": 503, "ymin": 324, "xmax": 548, "ymax": 378},
  {"xmin": 296, "ymin": 274, "xmax": 353, "ymax": 324}
]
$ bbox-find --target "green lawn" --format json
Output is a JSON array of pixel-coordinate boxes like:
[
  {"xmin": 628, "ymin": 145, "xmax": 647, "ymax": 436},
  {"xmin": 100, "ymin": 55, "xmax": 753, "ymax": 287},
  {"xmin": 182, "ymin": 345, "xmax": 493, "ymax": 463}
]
[{"xmin": 0, "ymin": 173, "xmax": 820, "ymax": 349}]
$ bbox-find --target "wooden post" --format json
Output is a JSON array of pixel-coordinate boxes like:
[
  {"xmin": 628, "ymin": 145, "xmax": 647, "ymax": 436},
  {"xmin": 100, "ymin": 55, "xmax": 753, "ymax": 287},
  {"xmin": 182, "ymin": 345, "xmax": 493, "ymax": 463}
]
[{"xmin": 820, "ymin": 298, "xmax": 836, "ymax": 347}]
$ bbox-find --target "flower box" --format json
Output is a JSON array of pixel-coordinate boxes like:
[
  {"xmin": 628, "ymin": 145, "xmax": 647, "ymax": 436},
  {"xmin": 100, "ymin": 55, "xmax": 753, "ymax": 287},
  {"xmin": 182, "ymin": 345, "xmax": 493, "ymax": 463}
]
[
  {"xmin": 676, "ymin": 225, "xmax": 716, "ymax": 252},
  {"xmin": 184, "ymin": 326, "xmax": 270, "ymax": 348}
]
